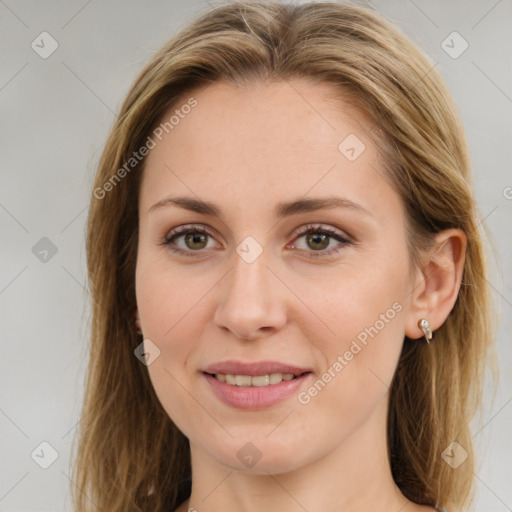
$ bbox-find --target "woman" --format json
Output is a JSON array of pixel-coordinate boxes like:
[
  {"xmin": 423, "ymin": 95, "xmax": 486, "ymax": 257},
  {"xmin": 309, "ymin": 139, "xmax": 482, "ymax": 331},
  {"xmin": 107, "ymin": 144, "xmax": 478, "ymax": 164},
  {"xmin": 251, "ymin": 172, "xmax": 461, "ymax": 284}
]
[{"xmin": 73, "ymin": 2, "xmax": 497, "ymax": 511}]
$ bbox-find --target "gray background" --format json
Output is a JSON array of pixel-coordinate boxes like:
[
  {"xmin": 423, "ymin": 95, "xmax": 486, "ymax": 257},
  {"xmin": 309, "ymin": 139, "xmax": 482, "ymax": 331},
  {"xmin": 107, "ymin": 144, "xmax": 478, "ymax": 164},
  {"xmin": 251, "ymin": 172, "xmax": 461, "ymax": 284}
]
[{"xmin": 1, "ymin": 0, "xmax": 510, "ymax": 510}]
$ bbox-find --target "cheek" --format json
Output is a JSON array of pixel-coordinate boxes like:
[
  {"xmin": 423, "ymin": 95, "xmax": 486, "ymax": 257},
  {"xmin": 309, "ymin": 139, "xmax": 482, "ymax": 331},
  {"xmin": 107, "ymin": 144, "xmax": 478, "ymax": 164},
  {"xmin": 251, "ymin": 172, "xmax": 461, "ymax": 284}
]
[
  {"xmin": 135, "ymin": 253, "xmax": 207, "ymax": 346},
  {"xmin": 135, "ymin": 256, "xmax": 214, "ymax": 417},
  {"xmin": 135, "ymin": 262, "xmax": 187, "ymax": 392},
  {"xmin": 302, "ymin": 256, "xmax": 408, "ymax": 406},
  {"xmin": 135, "ymin": 266, "xmax": 201, "ymax": 437},
  {"xmin": 304, "ymin": 254, "xmax": 407, "ymax": 346}
]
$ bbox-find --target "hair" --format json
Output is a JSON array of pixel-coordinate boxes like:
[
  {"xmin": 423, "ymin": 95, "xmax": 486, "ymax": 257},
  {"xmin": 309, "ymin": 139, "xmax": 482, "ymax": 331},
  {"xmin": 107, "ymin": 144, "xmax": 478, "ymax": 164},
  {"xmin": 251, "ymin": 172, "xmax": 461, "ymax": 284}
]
[{"xmin": 72, "ymin": 2, "xmax": 498, "ymax": 511}]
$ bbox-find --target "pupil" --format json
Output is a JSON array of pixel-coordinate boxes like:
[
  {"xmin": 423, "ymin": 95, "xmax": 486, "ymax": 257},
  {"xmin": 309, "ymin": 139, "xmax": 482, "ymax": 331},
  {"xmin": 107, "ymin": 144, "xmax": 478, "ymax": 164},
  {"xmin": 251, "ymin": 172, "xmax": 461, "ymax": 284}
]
[
  {"xmin": 308, "ymin": 233, "xmax": 329, "ymax": 250},
  {"xmin": 186, "ymin": 233, "xmax": 207, "ymax": 249}
]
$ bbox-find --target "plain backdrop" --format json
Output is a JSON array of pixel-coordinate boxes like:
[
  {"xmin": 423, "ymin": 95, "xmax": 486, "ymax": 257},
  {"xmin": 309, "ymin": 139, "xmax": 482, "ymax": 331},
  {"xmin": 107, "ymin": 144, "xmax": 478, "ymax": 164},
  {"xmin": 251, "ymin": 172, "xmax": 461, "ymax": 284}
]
[{"xmin": 1, "ymin": 1, "xmax": 511, "ymax": 511}]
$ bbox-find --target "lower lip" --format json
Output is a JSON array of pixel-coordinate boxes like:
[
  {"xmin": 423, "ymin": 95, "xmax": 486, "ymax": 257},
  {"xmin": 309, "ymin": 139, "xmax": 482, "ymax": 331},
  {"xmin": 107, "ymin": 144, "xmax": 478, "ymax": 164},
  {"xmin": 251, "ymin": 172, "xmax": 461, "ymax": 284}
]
[{"xmin": 204, "ymin": 373, "xmax": 312, "ymax": 410}]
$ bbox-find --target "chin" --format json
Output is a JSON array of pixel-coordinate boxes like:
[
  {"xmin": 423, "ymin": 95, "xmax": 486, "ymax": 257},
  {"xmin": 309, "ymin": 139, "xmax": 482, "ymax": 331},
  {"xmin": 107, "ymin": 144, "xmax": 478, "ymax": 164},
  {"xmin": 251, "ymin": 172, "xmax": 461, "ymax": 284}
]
[{"xmin": 203, "ymin": 436, "xmax": 313, "ymax": 475}]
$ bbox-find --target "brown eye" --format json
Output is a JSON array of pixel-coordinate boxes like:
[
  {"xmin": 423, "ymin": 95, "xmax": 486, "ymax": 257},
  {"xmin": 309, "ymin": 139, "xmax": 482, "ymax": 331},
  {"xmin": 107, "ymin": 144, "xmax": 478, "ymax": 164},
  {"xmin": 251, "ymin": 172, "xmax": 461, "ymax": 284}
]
[
  {"xmin": 162, "ymin": 223, "xmax": 352, "ymax": 259},
  {"xmin": 292, "ymin": 224, "xmax": 353, "ymax": 258},
  {"xmin": 305, "ymin": 232, "xmax": 330, "ymax": 251},
  {"xmin": 183, "ymin": 232, "xmax": 208, "ymax": 250},
  {"xmin": 162, "ymin": 225, "xmax": 216, "ymax": 255}
]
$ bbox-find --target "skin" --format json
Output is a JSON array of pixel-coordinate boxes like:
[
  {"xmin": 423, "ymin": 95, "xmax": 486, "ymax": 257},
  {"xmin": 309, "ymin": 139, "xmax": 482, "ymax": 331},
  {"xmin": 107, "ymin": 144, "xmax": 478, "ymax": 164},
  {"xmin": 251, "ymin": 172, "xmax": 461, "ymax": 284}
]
[{"xmin": 135, "ymin": 79, "xmax": 466, "ymax": 512}]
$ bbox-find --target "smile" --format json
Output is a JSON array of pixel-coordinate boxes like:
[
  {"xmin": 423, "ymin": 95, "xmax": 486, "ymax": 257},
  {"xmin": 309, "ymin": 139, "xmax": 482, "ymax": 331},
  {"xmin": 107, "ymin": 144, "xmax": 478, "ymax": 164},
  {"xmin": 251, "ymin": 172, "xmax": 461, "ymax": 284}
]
[
  {"xmin": 203, "ymin": 371, "xmax": 312, "ymax": 409},
  {"xmin": 209, "ymin": 372, "xmax": 300, "ymax": 387}
]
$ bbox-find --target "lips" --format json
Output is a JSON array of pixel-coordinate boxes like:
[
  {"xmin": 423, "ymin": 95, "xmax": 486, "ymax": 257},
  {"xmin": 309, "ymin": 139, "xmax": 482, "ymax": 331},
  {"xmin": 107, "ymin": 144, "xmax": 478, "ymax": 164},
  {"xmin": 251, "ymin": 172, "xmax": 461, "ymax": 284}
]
[
  {"xmin": 202, "ymin": 360, "xmax": 313, "ymax": 409},
  {"xmin": 203, "ymin": 360, "xmax": 312, "ymax": 377}
]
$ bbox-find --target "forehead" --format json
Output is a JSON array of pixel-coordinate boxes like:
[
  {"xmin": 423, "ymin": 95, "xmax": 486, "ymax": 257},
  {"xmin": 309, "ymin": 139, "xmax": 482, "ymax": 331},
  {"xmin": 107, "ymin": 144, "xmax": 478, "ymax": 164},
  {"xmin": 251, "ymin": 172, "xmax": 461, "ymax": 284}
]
[
  {"xmin": 139, "ymin": 79, "xmax": 400, "ymax": 225},
  {"xmin": 158, "ymin": 78, "xmax": 370, "ymax": 156}
]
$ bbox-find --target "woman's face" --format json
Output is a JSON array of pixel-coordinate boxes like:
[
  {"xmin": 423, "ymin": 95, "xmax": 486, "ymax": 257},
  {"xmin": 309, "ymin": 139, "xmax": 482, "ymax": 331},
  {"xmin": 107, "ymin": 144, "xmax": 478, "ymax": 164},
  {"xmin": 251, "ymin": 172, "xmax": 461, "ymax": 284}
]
[{"xmin": 135, "ymin": 79, "xmax": 420, "ymax": 473}]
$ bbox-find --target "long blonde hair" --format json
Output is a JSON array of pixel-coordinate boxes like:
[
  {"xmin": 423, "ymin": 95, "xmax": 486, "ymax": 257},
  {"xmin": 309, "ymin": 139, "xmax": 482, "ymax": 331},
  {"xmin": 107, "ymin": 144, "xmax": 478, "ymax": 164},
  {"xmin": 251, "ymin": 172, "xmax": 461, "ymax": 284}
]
[{"xmin": 73, "ymin": 2, "xmax": 498, "ymax": 511}]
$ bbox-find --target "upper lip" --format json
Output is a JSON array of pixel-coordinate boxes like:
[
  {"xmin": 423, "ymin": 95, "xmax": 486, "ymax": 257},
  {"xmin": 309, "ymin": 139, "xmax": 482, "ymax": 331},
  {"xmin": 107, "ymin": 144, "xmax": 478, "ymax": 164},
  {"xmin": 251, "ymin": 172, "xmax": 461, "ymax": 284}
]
[{"xmin": 203, "ymin": 360, "xmax": 312, "ymax": 376}]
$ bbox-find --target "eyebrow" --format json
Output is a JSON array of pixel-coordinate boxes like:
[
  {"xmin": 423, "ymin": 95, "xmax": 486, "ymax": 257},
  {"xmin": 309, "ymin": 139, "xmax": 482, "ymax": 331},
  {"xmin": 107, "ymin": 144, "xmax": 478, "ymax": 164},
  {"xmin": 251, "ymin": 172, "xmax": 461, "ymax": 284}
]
[{"xmin": 148, "ymin": 195, "xmax": 373, "ymax": 219}]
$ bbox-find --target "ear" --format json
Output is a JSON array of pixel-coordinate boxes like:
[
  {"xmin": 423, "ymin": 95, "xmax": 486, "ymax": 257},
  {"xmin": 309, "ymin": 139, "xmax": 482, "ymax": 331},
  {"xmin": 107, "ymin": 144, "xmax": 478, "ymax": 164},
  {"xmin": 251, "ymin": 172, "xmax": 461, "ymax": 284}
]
[
  {"xmin": 134, "ymin": 308, "xmax": 142, "ymax": 334},
  {"xmin": 405, "ymin": 228, "xmax": 467, "ymax": 340}
]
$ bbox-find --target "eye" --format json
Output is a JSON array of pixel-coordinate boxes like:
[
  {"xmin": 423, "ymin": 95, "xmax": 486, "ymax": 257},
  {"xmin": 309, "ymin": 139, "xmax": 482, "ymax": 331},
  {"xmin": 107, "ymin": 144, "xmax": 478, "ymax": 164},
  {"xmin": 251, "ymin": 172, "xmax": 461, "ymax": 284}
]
[
  {"xmin": 161, "ymin": 223, "xmax": 353, "ymax": 258},
  {"xmin": 290, "ymin": 224, "xmax": 353, "ymax": 258},
  {"xmin": 161, "ymin": 225, "xmax": 218, "ymax": 256}
]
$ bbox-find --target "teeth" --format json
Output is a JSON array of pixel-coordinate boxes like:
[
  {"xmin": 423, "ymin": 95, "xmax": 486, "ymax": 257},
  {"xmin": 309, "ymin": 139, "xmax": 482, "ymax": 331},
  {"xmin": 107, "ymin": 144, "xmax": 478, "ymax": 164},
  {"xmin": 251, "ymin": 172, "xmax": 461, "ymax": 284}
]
[
  {"xmin": 235, "ymin": 375, "xmax": 252, "ymax": 387},
  {"xmin": 269, "ymin": 373, "xmax": 283, "ymax": 384},
  {"xmin": 214, "ymin": 373, "xmax": 298, "ymax": 386},
  {"xmin": 252, "ymin": 374, "xmax": 269, "ymax": 387}
]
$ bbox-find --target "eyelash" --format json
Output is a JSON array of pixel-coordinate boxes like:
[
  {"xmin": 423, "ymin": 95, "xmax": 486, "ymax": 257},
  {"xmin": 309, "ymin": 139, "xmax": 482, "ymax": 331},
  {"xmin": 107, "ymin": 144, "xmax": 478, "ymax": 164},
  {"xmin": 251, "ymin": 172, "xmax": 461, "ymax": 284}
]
[{"xmin": 161, "ymin": 223, "xmax": 353, "ymax": 259}]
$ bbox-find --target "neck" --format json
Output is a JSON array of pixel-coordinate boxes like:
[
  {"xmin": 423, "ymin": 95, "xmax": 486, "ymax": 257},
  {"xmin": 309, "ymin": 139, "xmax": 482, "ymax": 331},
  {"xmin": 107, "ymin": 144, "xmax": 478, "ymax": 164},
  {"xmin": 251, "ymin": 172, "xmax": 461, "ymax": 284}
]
[{"xmin": 181, "ymin": 399, "xmax": 415, "ymax": 512}]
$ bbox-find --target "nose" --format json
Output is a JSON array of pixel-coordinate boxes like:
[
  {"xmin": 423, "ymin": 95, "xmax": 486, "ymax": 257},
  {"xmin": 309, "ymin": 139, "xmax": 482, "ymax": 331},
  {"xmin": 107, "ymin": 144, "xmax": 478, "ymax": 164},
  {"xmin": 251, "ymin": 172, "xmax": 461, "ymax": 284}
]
[{"xmin": 213, "ymin": 246, "xmax": 287, "ymax": 341}]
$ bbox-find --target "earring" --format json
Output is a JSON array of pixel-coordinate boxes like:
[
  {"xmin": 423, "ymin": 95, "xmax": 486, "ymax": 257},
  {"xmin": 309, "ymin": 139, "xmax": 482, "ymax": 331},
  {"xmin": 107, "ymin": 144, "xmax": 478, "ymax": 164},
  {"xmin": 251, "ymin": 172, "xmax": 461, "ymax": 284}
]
[{"xmin": 418, "ymin": 318, "xmax": 433, "ymax": 344}]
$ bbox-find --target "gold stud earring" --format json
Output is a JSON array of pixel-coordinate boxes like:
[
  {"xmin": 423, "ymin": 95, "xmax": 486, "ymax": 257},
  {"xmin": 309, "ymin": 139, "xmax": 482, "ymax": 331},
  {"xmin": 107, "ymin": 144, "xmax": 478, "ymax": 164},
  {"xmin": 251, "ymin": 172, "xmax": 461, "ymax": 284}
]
[{"xmin": 418, "ymin": 318, "xmax": 433, "ymax": 344}]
